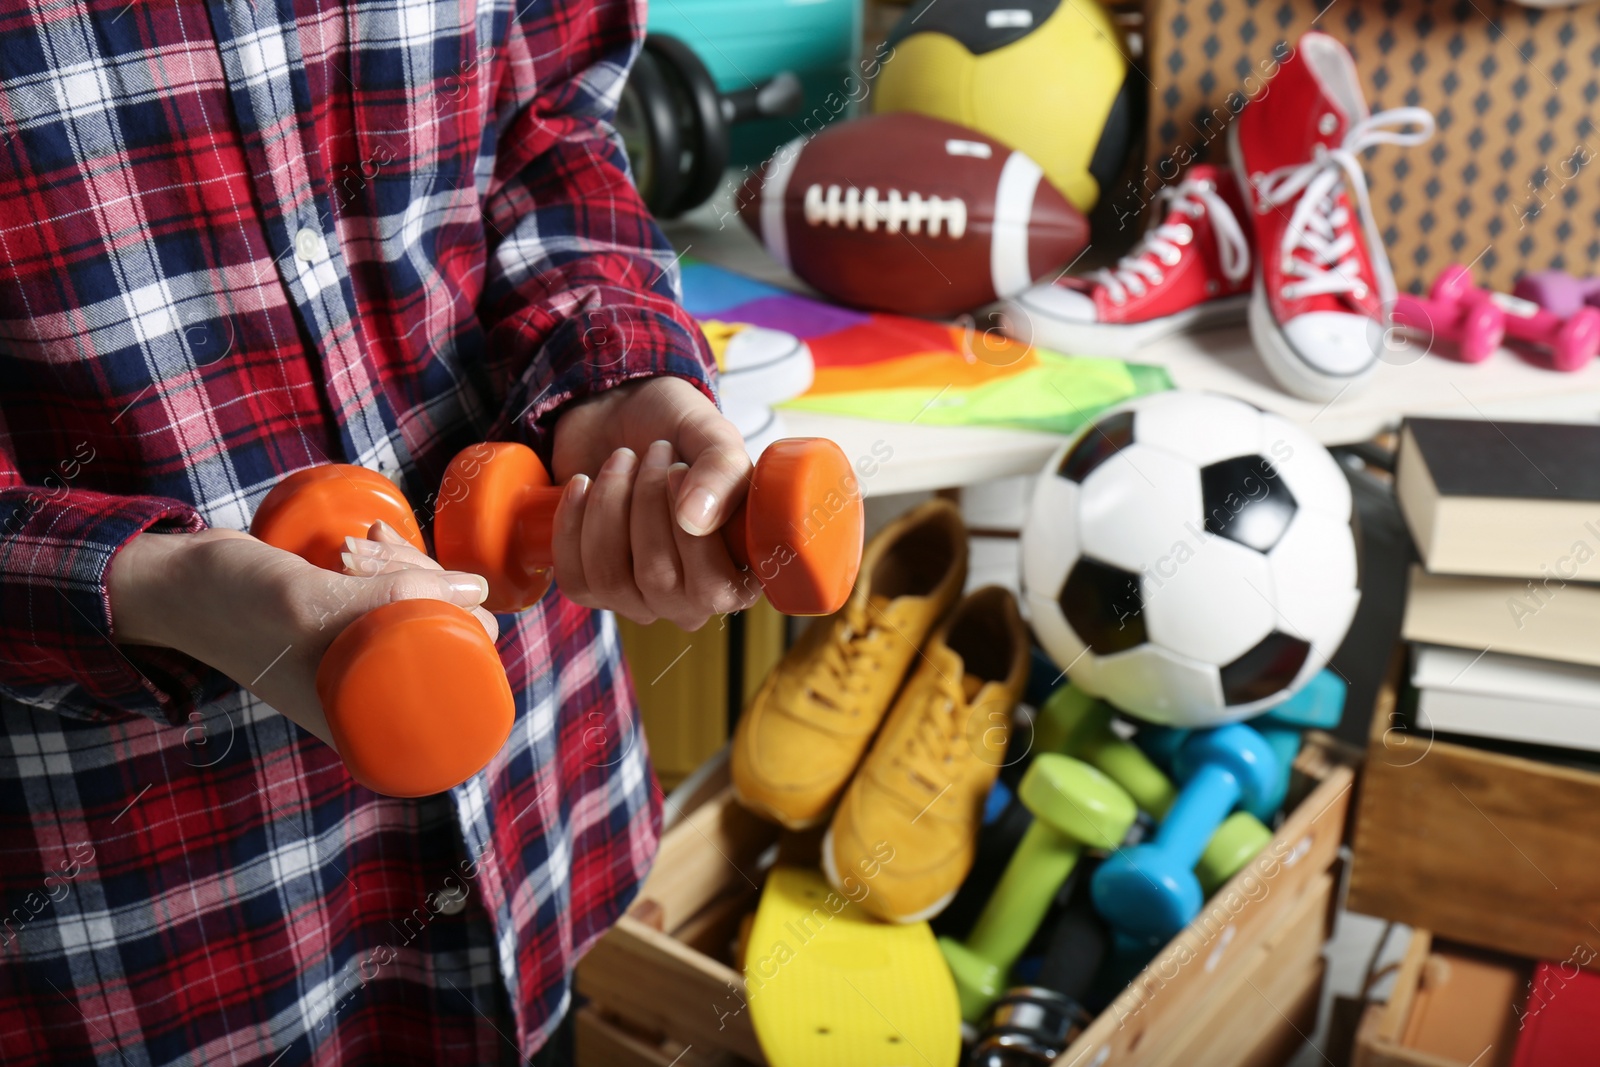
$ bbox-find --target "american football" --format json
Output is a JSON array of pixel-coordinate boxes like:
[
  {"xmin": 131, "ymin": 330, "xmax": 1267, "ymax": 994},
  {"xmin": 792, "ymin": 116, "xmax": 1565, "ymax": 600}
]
[{"xmin": 736, "ymin": 113, "xmax": 1088, "ymax": 318}]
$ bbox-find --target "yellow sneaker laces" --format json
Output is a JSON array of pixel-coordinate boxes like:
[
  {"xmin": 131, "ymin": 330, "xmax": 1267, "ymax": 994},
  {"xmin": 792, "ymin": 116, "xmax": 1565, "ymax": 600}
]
[
  {"xmin": 891, "ymin": 669, "xmax": 976, "ymax": 803},
  {"xmin": 804, "ymin": 598, "xmax": 897, "ymax": 714}
]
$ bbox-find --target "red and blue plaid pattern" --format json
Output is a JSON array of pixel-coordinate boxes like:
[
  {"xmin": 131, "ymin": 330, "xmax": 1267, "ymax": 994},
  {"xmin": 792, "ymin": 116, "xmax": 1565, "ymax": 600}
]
[{"xmin": 0, "ymin": 0, "xmax": 713, "ymax": 1060}]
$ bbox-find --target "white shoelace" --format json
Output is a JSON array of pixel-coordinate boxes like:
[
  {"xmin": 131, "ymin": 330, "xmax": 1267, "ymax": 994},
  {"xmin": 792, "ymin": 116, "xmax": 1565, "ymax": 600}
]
[
  {"xmin": 1089, "ymin": 176, "xmax": 1252, "ymax": 305},
  {"xmin": 1251, "ymin": 107, "xmax": 1435, "ymax": 306}
]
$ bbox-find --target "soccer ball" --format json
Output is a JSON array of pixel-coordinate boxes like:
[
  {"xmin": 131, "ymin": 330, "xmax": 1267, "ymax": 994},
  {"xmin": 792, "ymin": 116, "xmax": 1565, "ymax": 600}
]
[{"xmin": 1020, "ymin": 392, "xmax": 1360, "ymax": 727}]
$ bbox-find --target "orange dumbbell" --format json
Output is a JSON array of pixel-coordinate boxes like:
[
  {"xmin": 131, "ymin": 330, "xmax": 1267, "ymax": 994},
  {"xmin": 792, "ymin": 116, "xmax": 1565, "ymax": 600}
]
[
  {"xmin": 251, "ymin": 465, "xmax": 515, "ymax": 798},
  {"xmin": 250, "ymin": 438, "xmax": 864, "ymax": 796},
  {"xmin": 433, "ymin": 438, "xmax": 865, "ymax": 615}
]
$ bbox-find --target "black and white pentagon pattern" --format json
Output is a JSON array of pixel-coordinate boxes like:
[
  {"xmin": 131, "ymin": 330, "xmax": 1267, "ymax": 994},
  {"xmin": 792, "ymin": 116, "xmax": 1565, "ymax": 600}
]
[
  {"xmin": 1055, "ymin": 409, "xmax": 1136, "ymax": 483},
  {"xmin": 1220, "ymin": 632, "xmax": 1312, "ymax": 706},
  {"xmin": 1200, "ymin": 454, "xmax": 1297, "ymax": 552},
  {"xmin": 1060, "ymin": 558, "xmax": 1145, "ymax": 655},
  {"xmin": 1019, "ymin": 392, "xmax": 1361, "ymax": 727}
]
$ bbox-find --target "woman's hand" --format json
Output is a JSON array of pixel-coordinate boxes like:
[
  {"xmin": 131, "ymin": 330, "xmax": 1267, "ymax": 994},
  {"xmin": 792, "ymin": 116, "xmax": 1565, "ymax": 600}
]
[
  {"xmin": 108, "ymin": 525, "xmax": 496, "ymax": 747},
  {"xmin": 549, "ymin": 376, "xmax": 760, "ymax": 630}
]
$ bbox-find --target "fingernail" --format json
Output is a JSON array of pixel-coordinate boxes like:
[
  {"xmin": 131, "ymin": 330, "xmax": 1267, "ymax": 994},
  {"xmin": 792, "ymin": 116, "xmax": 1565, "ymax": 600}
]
[
  {"xmin": 372, "ymin": 520, "xmax": 402, "ymax": 542},
  {"xmin": 340, "ymin": 551, "xmax": 383, "ymax": 576},
  {"xmin": 667, "ymin": 462, "xmax": 688, "ymax": 498},
  {"xmin": 565, "ymin": 474, "xmax": 591, "ymax": 505},
  {"xmin": 344, "ymin": 536, "xmax": 390, "ymax": 558},
  {"xmin": 445, "ymin": 573, "xmax": 489, "ymax": 603},
  {"xmin": 678, "ymin": 487, "xmax": 718, "ymax": 536},
  {"xmin": 645, "ymin": 439, "xmax": 673, "ymax": 468},
  {"xmin": 602, "ymin": 448, "xmax": 637, "ymax": 476}
]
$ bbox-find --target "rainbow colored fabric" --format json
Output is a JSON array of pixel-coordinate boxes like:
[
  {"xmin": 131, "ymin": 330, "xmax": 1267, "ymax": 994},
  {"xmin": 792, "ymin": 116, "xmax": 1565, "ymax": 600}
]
[{"xmin": 680, "ymin": 261, "xmax": 1171, "ymax": 434}]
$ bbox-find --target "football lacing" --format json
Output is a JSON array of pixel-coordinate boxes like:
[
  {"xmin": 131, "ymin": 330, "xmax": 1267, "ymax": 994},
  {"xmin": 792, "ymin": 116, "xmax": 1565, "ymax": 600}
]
[{"xmin": 802, "ymin": 183, "xmax": 968, "ymax": 239}]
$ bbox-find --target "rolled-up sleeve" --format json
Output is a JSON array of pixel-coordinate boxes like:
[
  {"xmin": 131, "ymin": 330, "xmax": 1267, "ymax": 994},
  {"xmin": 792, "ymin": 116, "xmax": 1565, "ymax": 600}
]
[{"xmin": 476, "ymin": 0, "xmax": 717, "ymax": 462}]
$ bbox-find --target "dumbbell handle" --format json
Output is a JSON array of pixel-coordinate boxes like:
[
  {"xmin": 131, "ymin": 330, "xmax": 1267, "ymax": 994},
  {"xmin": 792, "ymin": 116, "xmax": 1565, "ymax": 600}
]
[
  {"xmin": 1434, "ymin": 265, "xmax": 1600, "ymax": 371},
  {"xmin": 964, "ymin": 821, "xmax": 1081, "ymax": 970},
  {"xmin": 435, "ymin": 438, "xmax": 859, "ymax": 615},
  {"xmin": 1391, "ymin": 292, "xmax": 1503, "ymax": 364},
  {"xmin": 1041, "ymin": 691, "xmax": 1177, "ymax": 818},
  {"xmin": 435, "ymin": 460, "xmax": 752, "ymax": 591},
  {"xmin": 1071, "ymin": 726, "xmax": 1177, "ymax": 819},
  {"xmin": 1153, "ymin": 764, "xmax": 1241, "ymax": 870}
]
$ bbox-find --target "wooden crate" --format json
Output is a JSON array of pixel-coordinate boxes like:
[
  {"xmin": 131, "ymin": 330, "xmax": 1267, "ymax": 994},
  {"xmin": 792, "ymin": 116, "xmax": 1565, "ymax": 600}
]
[
  {"xmin": 1348, "ymin": 649, "xmax": 1600, "ymax": 965},
  {"xmin": 576, "ymin": 735, "xmax": 1357, "ymax": 1066},
  {"xmin": 1352, "ymin": 930, "xmax": 1530, "ymax": 1067}
]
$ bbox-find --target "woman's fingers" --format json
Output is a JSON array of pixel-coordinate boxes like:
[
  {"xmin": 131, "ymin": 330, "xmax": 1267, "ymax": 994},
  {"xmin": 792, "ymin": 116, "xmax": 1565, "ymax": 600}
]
[
  {"xmin": 469, "ymin": 605, "xmax": 500, "ymax": 641},
  {"xmin": 630, "ymin": 441, "xmax": 693, "ymax": 627},
  {"xmin": 339, "ymin": 521, "xmax": 438, "ymax": 576},
  {"xmin": 550, "ymin": 473, "xmax": 593, "ymax": 606},
  {"xmin": 667, "ymin": 462, "xmax": 758, "ymax": 624},
  {"xmin": 578, "ymin": 448, "xmax": 656, "ymax": 625},
  {"xmin": 671, "ymin": 413, "xmax": 753, "ymax": 537}
]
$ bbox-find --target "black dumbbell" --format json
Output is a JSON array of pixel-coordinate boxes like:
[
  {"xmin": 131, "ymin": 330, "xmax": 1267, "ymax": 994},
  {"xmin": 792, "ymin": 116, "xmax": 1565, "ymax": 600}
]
[{"xmin": 968, "ymin": 890, "xmax": 1110, "ymax": 1066}]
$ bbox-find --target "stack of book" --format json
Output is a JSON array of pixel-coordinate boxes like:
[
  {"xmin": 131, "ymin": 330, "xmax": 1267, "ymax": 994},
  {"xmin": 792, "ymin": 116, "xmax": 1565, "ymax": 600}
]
[{"xmin": 1396, "ymin": 417, "xmax": 1600, "ymax": 753}]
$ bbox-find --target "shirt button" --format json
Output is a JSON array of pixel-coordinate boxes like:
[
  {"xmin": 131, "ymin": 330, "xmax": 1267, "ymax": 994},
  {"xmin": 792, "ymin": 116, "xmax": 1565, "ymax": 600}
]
[
  {"xmin": 435, "ymin": 890, "xmax": 467, "ymax": 916},
  {"xmin": 293, "ymin": 227, "xmax": 323, "ymax": 261}
]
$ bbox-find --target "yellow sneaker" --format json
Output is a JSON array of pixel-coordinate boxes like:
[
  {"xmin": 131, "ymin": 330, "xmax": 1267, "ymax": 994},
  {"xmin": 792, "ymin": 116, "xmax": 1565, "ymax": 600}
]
[
  {"xmin": 822, "ymin": 586, "xmax": 1029, "ymax": 923},
  {"xmin": 731, "ymin": 499, "xmax": 968, "ymax": 829}
]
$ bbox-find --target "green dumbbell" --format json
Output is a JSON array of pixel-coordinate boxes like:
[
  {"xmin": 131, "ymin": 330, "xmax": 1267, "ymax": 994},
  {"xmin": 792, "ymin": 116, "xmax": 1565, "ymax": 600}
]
[
  {"xmin": 1038, "ymin": 686, "xmax": 1177, "ymax": 816},
  {"xmin": 1197, "ymin": 811, "xmax": 1274, "ymax": 896},
  {"xmin": 938, "ymin": 754, "xmax": 1137, "ymax": 1023},
  {"xmin": 1041, "ymin": 686, "xmax": 1274, "ymax": 889}
]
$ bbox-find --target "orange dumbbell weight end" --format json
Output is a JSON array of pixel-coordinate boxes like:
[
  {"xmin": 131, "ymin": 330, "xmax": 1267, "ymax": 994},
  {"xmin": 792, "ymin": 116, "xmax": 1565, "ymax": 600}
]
[
  {"xmin": 251, "ymin": 464, "xmax": 514, "ymax": 798},
  {"xmin": 433, "ymin": 437, "xmax": 866, "ymax": 617}
]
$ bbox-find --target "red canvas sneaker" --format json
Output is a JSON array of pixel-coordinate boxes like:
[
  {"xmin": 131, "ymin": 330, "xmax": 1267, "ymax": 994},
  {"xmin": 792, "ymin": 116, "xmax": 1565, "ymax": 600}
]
[
  {"xmin": 1230, "ymin": 32, "xmax": 1434, "ymax": 401},
  {"xmin": 1003, "ymin": 165, "xmax": 1252, "ymax": 357}
]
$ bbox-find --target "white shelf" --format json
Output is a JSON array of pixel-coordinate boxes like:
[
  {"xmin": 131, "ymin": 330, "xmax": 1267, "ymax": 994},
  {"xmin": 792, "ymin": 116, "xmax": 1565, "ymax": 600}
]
[{"xmin": 664, "ymin": 187, "xmax": 1600, "ymax": 497}]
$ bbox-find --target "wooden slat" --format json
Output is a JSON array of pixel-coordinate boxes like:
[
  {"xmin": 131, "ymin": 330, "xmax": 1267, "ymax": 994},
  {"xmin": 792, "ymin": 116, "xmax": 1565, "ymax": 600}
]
[
  {"xmin": 1377, "ymin": 930, "xmax": 1433, "ymax": 1046},
  {"xmin": 661, "ymin": 749, "xmax": 731, "ymax": 832},
  {"xmin": 574, "ymin": 1006, "xmax": 746, "ymax": 1067},
  {"xmin": 1059, "ymin": 752, "xmax": 1356, "ymax": 1063},
  {"xmin": 1149, "ymin": 871, "xmax": 1334, "ymax": 1067},
  {"xmin": 576, "ymin": 917, "xmax": 766, "ymax": 1064},
  {"xmin": 675, "ymin": 882, "xmax": 761, "ymax": 961},
  {"xmin": 636, "ymin": 788, "xmax": 777, "ymax": 931},
  {"xmin": 575, "ymin": 1007, "xmax": 676, "ymax": 1067},
  {"xmin": 1349, "ymin": 660, "xmax": 1600, "ymax": 962}
]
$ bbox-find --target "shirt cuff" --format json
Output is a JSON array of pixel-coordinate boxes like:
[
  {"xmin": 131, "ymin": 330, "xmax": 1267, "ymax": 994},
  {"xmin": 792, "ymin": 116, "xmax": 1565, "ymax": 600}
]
[
  {"xmin": 0, "ymin": 489, "xmax": 230, "ymax": 725},
  {"xmin": 497, "ymin": 305, "xmax": 718, "ymax": 464}
]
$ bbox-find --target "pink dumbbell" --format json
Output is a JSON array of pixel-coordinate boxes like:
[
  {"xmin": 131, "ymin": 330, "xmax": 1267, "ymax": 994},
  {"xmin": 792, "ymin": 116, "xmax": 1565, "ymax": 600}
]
[
  {"xmin": 1513, "ymin": 270, "xmax": 1600, "ymax": 319},
  {"xmin": 1391, "ymin": 289, "xmax": 1504, "ymax": 364},
  {"xmin": 1433, "ymin": 264, "xmax": 1600, "ymax": 372}
]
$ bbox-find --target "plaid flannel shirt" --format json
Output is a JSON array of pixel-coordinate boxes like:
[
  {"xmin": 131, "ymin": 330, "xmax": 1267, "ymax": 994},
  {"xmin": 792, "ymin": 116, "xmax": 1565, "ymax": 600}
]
[{"xmin": 0, "ymin": 0, "xmax": 715, "ymax": 1061}]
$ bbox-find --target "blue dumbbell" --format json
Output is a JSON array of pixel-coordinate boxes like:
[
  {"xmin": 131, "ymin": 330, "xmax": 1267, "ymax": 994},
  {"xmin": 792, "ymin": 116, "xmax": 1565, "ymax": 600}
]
[
  {"xmin": 1261, "ymin": 669, "xmax": 1346, "ymax": 730},
  {"xmin": 1091, "ymin": 723, "xmax": 1279, "ymax": 943},
  {"xmin": 1253, "ymin": 724, "xmax": 1303, "ymax": 819},
  {"xmin": 1134, "ymin": 724, "xmax": 1188, "ymax": 774},
  {"xmin": 1139, "ymin": 721, "xmax": 1298, "ymax": 823}
]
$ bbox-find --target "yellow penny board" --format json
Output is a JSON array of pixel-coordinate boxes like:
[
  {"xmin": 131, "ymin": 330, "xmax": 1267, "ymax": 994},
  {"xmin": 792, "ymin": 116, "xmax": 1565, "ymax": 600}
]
[{"xmin": 744, "ymin": 866, "xmax": 960, "ymax": 1067}]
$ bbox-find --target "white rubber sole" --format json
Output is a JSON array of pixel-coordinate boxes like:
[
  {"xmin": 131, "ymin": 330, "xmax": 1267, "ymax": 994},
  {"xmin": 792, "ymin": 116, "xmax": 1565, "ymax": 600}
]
[
  {"xmin": 820, "ymin": 824, "xmax": 959, "ymax": 925},
  {"xmin": 1228, "ymin": 128, "xmax": 1378, "ymax": 403},
  {"xmin": 1004, "ymin": 292, "xmax": 1250, "ymax": 357},
  {"xmin": 1246, "ymin": 279, "xmax": 1378, "ymax": 401}
]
